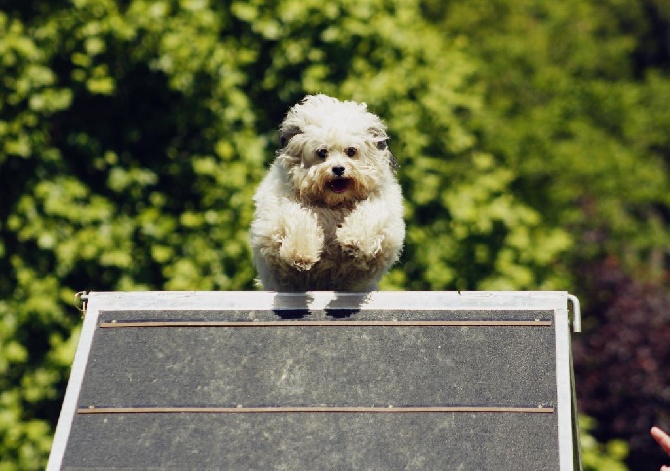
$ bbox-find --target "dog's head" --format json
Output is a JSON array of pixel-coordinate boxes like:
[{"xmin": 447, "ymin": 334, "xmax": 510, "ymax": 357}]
[{"xmin": 276, "ymin": 94, "xmax": 397, "ymax": 207}]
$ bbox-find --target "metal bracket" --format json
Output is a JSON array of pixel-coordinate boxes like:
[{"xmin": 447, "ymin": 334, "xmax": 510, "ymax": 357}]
[
  {"xmin": 74, "ymin": 291, "xmax": 89, "ymax": 317},
  {"xmin": 567, "ymin": 294, "xmax": 581, "ymax": 333}
]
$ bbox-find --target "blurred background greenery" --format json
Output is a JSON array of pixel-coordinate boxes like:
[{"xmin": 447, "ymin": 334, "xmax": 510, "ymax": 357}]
[{"xmin": 1, "ymin": 0, "xmax": 668, "ymax": 469}]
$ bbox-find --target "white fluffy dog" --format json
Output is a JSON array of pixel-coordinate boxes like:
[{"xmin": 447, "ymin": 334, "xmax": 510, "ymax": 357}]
[{"xmin": 250, "ymin": 94, "xmax": 405, "ymax": 292}]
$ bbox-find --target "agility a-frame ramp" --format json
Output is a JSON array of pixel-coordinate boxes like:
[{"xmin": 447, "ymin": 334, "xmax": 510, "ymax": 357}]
[{"xmin": 48, "ymin": 291, "xmax": 582, "ymax": 470}]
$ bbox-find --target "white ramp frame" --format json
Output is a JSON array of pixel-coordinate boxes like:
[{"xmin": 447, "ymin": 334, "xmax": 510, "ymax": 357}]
[{"xmin": 48, "ymin": 290, "xmax": 580, "ymax": 471}]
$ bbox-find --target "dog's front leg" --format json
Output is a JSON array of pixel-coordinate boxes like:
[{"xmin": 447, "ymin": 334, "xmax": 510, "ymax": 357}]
[
  {"xmin": 278, "ymin": 206, "xmax": 324, "ymax": 271},
  {"xmin": 256, "ymin": 201, "xmax": 324, "ymax": 271},
  {"xmin": 336, "ymin": 197, "xmax": 404, "ymax": 264}
]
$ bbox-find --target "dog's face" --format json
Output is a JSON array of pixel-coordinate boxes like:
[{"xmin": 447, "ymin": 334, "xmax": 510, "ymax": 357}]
[{"xmin": 276, "ymin": 95, "xmax": 397, "ymax": 207}]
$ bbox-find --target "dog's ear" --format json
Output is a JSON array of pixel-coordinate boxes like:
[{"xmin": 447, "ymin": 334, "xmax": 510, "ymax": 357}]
[
  {"xmin": 279, "ymin": 125, "xmax": 302, "ymax": 149},
  {"xmin": 388, "ymin": 149, "xmax": 399, "ymax": 172},
  {"xmin": 372, "ymin": 136, "xmax": 399, "ymax": 172},
  {"xmin": 380, "ymin": 140, "xmax": 399, "ymax": 172}
]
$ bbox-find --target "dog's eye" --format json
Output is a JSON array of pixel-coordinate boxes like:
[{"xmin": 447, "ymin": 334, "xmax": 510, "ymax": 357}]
[
  {"xmin": 316, "ymin": 148, "xmax": 328, "ymax": 159},
  {"xmin": 345, "ymin": 147, "xmax": 357, "ymax": 157}
]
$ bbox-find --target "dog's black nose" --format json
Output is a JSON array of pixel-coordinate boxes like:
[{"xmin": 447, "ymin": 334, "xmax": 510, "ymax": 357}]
[{"xmin": 332, "ymin": 166, "xmax": 345, "ymax": 177}]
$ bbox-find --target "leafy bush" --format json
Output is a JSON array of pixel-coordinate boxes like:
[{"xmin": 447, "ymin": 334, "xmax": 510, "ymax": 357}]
[
  {"xmin": 1, "ymin": 0, "xmax": 668, "ymax": 469},
  {"xmin": 0, "ymin": 1, "xmax": 573, "ymax": 467},
  {"xmin": 573, "ymin": 258, "xmax": 670, "ymax": 470},
  {"xmin": 581, "ymin": 416, "xmax": 629, "ymax": 471}
]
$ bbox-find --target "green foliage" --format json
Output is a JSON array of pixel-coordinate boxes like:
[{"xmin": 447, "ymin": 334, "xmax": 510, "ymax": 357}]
[
  {"xmin": 0, "ymin": 0, "xmax": 668, "ymax": 468},
  {"xmin": 425, "ymin": 0, "xmax": 670, "ymax": 274},
  {"xmin": 0, "ymin": 0, "xmax": 262, "ymax": 467},
  {"xmin": 580, "ymin": 416, "xmax": 629, "ymax": 471}
]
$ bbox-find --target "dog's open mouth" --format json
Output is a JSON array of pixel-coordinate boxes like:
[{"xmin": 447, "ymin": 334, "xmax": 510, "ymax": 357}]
[{"xmin": 328, "ymin": 178, "xmax": 352, "ymax": 194}]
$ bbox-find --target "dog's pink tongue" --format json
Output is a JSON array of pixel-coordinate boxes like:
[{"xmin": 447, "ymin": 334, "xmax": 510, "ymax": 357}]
[{"xmin": 329, "ymin": 179, "xmax": 350, "ymax": 193}]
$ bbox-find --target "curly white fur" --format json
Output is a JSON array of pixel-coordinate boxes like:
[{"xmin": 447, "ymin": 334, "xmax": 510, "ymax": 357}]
[{"xmin": 250, "ymin": 94, "xmax": 405, "ymax": 291}]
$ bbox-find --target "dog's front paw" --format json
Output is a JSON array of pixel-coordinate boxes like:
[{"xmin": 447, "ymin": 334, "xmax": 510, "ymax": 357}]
[
  {"xmin": 341, "ymin": 243, "xmax": 360, "ymax": 258},
  {"xmin": 278, "ymin": 236, "xmax": 321, "ymax": 271},
  {"xmin": 337, "ymin": 227, "xmax": 383, "ymax": 261},
  {"xmin": 290, "ymin": 255, "xmax": 318, "ymax": 271}
]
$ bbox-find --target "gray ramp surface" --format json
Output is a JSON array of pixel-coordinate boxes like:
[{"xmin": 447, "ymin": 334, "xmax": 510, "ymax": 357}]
[{"xmin": 49, "ymin": 291, "xmax": 579, "ymax": 471}]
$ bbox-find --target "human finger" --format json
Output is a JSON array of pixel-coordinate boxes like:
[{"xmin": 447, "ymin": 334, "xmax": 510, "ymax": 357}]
[{"xmin": 651, "ymin": 426, "xmax": 670, "ymax": 455}]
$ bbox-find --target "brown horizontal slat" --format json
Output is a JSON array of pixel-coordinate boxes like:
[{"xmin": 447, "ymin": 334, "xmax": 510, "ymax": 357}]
[
  {"xmin": 78, "ymin": 405, "xmax": 554, "ymax": 414},
  {"xmin": 99, "ymin": 320, "xmax": 552, "ymax": 328}
]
